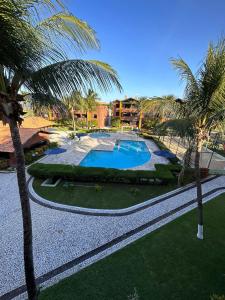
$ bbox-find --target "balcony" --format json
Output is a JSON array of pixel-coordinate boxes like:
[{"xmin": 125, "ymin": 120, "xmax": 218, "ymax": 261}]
[{"xmin": 121, "ymin": 116, "xmax": 139, "ymax": 122}]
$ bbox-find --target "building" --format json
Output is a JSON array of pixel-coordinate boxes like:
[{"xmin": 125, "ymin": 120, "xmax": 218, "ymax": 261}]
[
  {"xmin": 112, "ymin": 98, "xmax": 142, "ymax": 128},
  {"xmin": 0, "ymin": 117, "xmax": 53, "ymax": 167},
  {"xmin": 73, "ymin": 102, "xmax": 109, "ymax": 128}
]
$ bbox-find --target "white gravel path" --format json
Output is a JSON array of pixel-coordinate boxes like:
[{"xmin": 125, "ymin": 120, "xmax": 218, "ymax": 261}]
[{"xmin": 0, "ymin": 173, "xmax": 224, "ymax": 299}]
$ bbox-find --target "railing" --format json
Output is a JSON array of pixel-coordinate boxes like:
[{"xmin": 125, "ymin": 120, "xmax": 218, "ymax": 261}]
[{"xmin": 158, "ymin": 135, "xmax": 225, "ymax": 170}]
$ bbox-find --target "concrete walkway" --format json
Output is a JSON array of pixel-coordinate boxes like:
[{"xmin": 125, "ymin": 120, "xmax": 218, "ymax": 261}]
[{"xmin": 0, "ymin": 172, "xmax": 224, "ymax": 299}]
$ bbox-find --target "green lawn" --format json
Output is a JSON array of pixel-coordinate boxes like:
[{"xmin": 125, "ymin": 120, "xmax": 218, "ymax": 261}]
[
  {"xmin": 33, "ymin": 179, "xmax": 176, "ymax": 209},
  {"xmin": 40, "ymin": 194, "xmax": 225, "ymax": 300}
]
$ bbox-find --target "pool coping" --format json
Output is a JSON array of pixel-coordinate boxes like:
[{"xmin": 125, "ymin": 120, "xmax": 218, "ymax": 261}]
[{"xmin": 28, "ymin": 175, "xmax": 218, "ymax": 217}]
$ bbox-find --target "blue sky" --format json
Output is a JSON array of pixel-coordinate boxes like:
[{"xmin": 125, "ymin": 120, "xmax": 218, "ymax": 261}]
[{"xmin": 66, "ymin": 0, "xmax": 225, "ymax": 102}]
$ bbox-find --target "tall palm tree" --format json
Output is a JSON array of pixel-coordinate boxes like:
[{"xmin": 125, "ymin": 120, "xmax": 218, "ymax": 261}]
[
  {"xmin": 63, "ymin": 91, "xmax": 84, "ymax": 131},
  {"xmin": 137, "ymin": 95, "xmax": 176, "ymax": 129},
  {"xmin": 171, "ymin": 38, "xmax": 225, "ymax": 239},
  {"xmin": 0, "ymin": 1, "xmax": 122, "ymax": 299},
  {"xmin": 83, "ymin": 89, "xmax": 99, "ymax": 128},
  {"xmin": 157, "ymin": 118, "xmax": 196, "ymax": 186}
]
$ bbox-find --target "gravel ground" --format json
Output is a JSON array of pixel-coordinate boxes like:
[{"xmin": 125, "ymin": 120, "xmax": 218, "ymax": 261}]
[{"xmin": 0, "ymin": 172, "xmax": 224, "ymax": 299}]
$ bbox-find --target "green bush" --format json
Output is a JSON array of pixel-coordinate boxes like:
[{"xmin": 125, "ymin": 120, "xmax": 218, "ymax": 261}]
[
  {"xmin": 0, "ymin": 159, "xmax": 8, "ymax": 170},
  {"xmin": 48, "ymin": 142, "xmax": 59, "ymax": 148},
  {"xmin": 111, "ymin": 117, "xmax": 121, "ymax": 127},
  {"xmin": 76, "ymin": 119, "xmax": 87, "ymax": 128},
  {"xmin": 95, "ymin": 184, "xmax": 103, "ymax": 192},
  {"xmin": 89, "ymin": 120, "xmax": 98, "ymax": 128},
  {"xmin": 28, "ymin": 163, "xmax": 177, "ymax": 185}
]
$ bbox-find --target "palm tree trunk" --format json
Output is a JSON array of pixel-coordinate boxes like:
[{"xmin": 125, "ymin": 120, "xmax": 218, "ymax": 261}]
[
  {"xmin": 195, "ymin": 134, "xmax": 204, "ymax": 240},
  {"xmin": 86, "ymin": 111, "xmax": 89, "ymax": 129},
  {"xmin": 178, "ymin": 145, "xmax": 193, "ymax": 187},
  {"xmin": 138, "ymin": 111, "xmax": 143, "ymax": 129},
  {"xmin": 71, "ymin": 107, "xmax": 76, "ymax": 132},
  {"xmin": 9, "ymin": 118, "xmax": 38, "ymax": 299}
]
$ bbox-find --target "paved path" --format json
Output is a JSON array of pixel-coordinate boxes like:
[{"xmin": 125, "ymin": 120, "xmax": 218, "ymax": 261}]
[{"xmin": 0, "ymin": 173, "xmax": 224, "ymax": 299}]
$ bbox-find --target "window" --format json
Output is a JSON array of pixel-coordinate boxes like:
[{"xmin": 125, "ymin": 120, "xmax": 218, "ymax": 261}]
[
  {"xmin": 116, "ymin": 112, "xmax": 119, "ymax": 116},
  {"xmin": 94, "ymin": 114, "xmax": 97, "ymax": 119}
]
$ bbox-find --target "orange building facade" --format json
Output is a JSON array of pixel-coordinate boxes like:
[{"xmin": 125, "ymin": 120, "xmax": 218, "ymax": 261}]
[
  {"xmin": 73, "ymin": 103, "xmax": 109, "ymax": 128},
  {"xmin": 112, "ymin": 98, "xmax": 142, "ymax": 127}
]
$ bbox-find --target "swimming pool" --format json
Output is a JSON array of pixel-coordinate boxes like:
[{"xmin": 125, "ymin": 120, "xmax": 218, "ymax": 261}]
[
  {"xmin": 89, "ymin": 132, "xmax": 110, "ymax": 138},
  {"xmin": 80, "ymin": 140, "xmax": 151, "ymax": 169}
]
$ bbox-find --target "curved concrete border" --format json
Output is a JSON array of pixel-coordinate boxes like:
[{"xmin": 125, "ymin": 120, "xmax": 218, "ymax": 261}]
[{"xmin": 28, "ymin": 175, "xmax": 218, "ymax": 217}]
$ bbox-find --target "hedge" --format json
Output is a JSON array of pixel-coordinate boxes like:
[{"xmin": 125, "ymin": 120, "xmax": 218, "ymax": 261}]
[{"xmin": 28, "ymin": 163, "xmax": 181, "ymax": 185}]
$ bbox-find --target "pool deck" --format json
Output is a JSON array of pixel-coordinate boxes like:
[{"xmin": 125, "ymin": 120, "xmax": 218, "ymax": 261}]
[{"xmin": 41, "ymin": 132, "xmax": 168, "ymax": 170}]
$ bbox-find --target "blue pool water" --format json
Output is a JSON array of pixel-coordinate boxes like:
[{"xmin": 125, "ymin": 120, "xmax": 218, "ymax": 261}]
[
  {"xmin": 89, "ymin": 132, "xmax": 110, "ymax": 138},
  {"xmin": 80, "ymin": 140, "xmax": 151, "ymax": 169}
]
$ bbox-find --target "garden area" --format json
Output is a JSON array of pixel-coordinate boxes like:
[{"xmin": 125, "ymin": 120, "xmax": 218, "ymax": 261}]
[
  {"xmin": 33, "ymin": 179, "xmax": 176, "ymax": 209},
  {"xmin": 29, "ymin": 162, "xmax": 183, "ymax": 209},
  {"xmin": 39, "ymin": 193, "xmax": 225, "ymax": 300}
]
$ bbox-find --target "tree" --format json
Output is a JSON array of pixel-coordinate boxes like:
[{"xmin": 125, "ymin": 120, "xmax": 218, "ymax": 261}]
[
  {"xmin": 83, "ymin": 89, "xmax": 99, "ymax": 128},
  {"xmin": 63, "ymin": 91, "xmax": 84, "ymax": 131},
  {"xmin": 0, "ymin": 1, "xmax": 122, "ymax": 299},
  {"xmin": 137, "ymin": 95, "xmax": 176, "ymax": 129},
  {"xmin": 171, "ymin": 38, "xmax": 225, "ymax": 239},
  {"xmin": 157, "ymin": 118, "xmax": 196, "ymax": 186}
]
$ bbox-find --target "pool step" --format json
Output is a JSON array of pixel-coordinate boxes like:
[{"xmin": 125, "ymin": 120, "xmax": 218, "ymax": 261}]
[{"xmin": 94, "ymin": 142, "xmax": 115, "ymax": 151}]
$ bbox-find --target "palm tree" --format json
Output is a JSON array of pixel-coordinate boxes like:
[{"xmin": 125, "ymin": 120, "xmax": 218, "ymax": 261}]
[
  {"xmin": 137, "ymin": 95, "xmax": 175, "ymax": 129},
  {"xmin": 63, "ymin": 91, "xmax": 84, "ymax": 131},
  {"xmin": 0, "ymin": 1, "xmax": 122, "ymax": 299},
  {"xmin": 171, "ymin": 38, "xmax": 225, "ymax": 239},
  {"xmin": 83, "ymin": 89, "xmax": 99, "ymax": 128},
  {"xmin": 157, "ymin": 118, "xmax": 196, "ymax": 186}
]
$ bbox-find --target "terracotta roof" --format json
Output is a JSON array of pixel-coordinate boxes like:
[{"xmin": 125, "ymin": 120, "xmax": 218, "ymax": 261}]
[
  {"xmin": 0, "ymin": 116, "xmax": 54, "ymax": 129},
  {"xmin": 21, "ymin": 117, "xmax": 54, "ymax": 129},
  {"xmin": 0, "ymin": 127, "xmax": 38, "ymax": 153}
]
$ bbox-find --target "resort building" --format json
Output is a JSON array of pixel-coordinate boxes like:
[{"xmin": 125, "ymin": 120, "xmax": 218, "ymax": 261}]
[
  {"xmin": 73, "ymin": 102, "xmax": 109, "ymax": 128},
  {"xmin": 0, "ymin": 117, "xmax": 53, "ymax": 167},
  {"xmin": 112, "ymin": 98, "xmax": 142, "ymax": 128}
]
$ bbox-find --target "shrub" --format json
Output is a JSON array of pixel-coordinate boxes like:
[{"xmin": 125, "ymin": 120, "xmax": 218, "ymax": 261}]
[
  {"xmin": 129, "ymin": 187, "xmax": 140, "ymax": 195},
  {"xmin": 28, "ymin": 163, "xmax": 177, "ymax": 185},
  {"xmin": 76, "ymin": 119, "xmax": 87, "ymax": 128},
  {"xmin": 95, "ymin": 184, "xmax": 103, "ymax": 192},
  {"xmin": 68, "ymin": 132, "xmax": 76, "ymax": 140},
  {"xmin": 48, "ymin": 142, "xmax": 59, "ymax": 149},
  {"xmin": 0, "ymin": 159, "xmax": 8, "ymax": 170},
  {"xmin": 89, "ymin": 120, "xmax": 98, "ymax": 128},
  {"xmin": 111, "ymin": 117, "xmax": 121, "ymax": 127}
]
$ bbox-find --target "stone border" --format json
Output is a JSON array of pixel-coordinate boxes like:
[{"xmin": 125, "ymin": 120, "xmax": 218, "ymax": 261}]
[
  {"xmin": 3, "ymin": 177, "xmax": 225, "ymax": 300},
  {"xmin": 28, "ymin": 176, "xmax": 218, "ymax": 217}
]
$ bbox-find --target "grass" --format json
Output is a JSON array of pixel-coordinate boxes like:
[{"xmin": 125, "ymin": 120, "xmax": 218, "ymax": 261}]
[
  {"xmin": 40, "ymin": 194, "xmax": 225, "ymax": 300},
  {"xmin": 33, "ymin": 179, "xmax": 176, "ymax": 209}
]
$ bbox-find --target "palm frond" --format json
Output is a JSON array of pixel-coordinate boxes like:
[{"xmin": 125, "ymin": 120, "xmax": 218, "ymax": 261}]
[
  {"xmin": 26, "ymin": 59, "xmax": 122, "ymax": 99},
  {"xmin": 38, "ymin": 12, "xmax": 99, "ymax": 53},
  {"xmin": 171, "ymin": 57, "xmax": 199, "ymax": 101},
  {"xmin": 198, "ymin": 40, "xmax": 225, "ymax": 113},
  {"xmin": 157, "ymin": 118, "xmax": 196, "ymax": 138}
]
